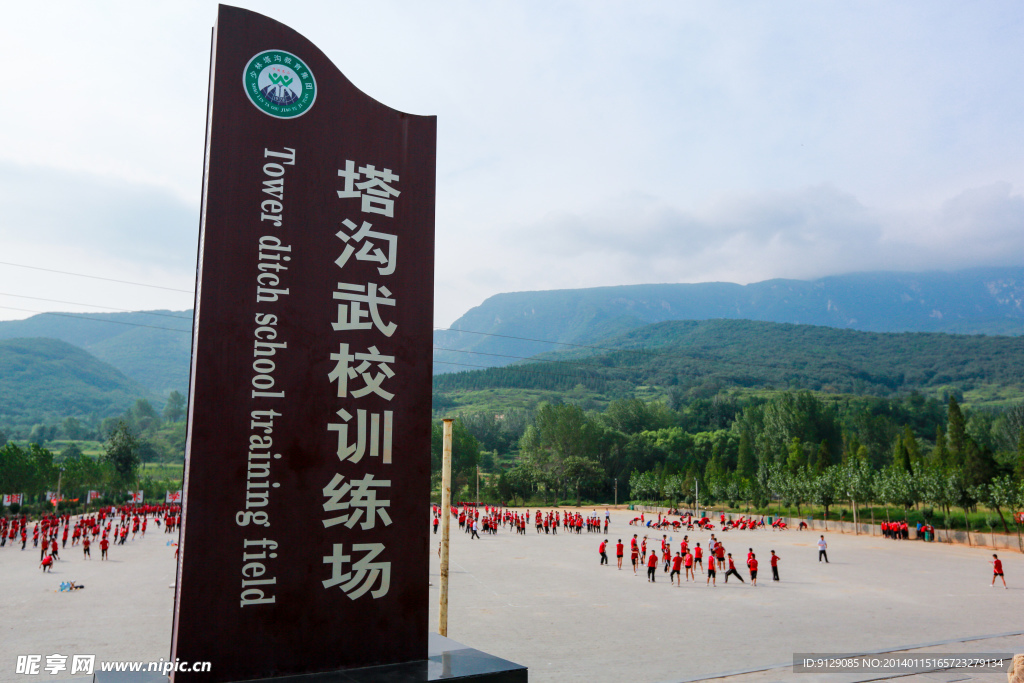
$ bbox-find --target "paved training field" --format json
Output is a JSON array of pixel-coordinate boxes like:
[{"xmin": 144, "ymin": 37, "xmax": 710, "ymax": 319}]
[
  {"xmin": 429, "ymin": 510, "xmax": 1022, "ymax": 683},
  {"xmin": 0, "ymin": 510, "xmax": 1020, "ymax": 683}
]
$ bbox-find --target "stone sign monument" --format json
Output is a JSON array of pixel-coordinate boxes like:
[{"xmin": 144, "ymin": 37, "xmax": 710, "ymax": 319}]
[{"xmin": 171, "ymin": 5, "xmax": 435, "ymax": 680}]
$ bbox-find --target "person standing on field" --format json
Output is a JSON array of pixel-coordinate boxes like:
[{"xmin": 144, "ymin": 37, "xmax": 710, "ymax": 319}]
[
  {"xmin": 723, "ymin": 553, "xmax": 745, "ymax": 583},
  {"xmin": 991, "ymin": 554, "xmax": 1007, "ymax": 588},
  {"xmin": 770, "ymin": 550, "xmax": 780, "ymax": 581},
  {"xmin": 817, "ymin": 535, "xmax": 828, "ymax": 563},
  {"xmin": 599, "ymin": 539, "xmax": 608, "ymax": 565},
  {"xmin": 670, "ymin": 552, "xmax": 683, "ymax": 586}
]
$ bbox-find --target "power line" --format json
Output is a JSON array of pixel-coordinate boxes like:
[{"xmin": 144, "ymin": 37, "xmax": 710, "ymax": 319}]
[
  {"xmin": 0, "ymin": 292, "xmax": 193, "ymax": 320},
  {"xmin": 0, "ymin": 306, "xmax": 193, "ymax": 334},
  {"xmin": 0, "ymin": 260, "xmax": 195, "ymax": 294}
]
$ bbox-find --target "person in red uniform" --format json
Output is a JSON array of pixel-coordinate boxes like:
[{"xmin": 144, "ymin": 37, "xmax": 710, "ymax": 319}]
[
  {"xmin": 991, "ymin": 554, "xmax": 1007, "ymax": 588},
  {"xmin": 50, "ymin": 539, "xmax": 59, "ymax": 560},
  {"xmin": 82, "ymin": 537, "xmax": 91, "ymax": 559},
  {"xmin": 747, "ymin": 553, "xmax": 759, "ymax": 586},
  {"xmin": 770, "ymin": 550, "xmax": 780, "ymax": 581},
  {"xmin": 670, "ymin": 552, "xmax": 683, "ymax": 586},
  {"xmin": 615, "ymin": 539, "xmax": 624, "ymax": 570},
  {"xmin": 724, "ymin": 553, "xmax": 745, "ymax": 583},
  {"xmin": 646, "ymin": 550, "xmax": 658, "ymax": 582},
  {"xmin": 599, "ymin": 539, "xmax": 608, "ymax": 565},
  {"xmin": 40, "ymin": 554, "xmax": 54, "ymax": 572},
  {"xmin": 684, "ymin": 549, "xmax": 695, "ymax": 582},
  {"xmin": 706, "ymin": 555, "xmax": 717, "ymax": 587},
  {"xmin": 100, "ymin": 537, "xmax": 109, "ymax": 560},
  {"xmin": 694, "ymin": 543, "xmax": 704, "ymax": 573}
]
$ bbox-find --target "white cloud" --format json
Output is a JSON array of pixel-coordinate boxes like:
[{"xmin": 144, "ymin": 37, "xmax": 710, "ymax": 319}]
[
  {"xmin": 436, "ymin": 182, "xmax": 1024, "ymax": 315},
  {"xmin": 2, "ymin": 1, "xmax": 1024, "ymax": 326}
]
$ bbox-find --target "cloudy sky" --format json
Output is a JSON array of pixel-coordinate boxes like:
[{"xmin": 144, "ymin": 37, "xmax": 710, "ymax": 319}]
[{"xmin": 2, "ymin": 1, "xmax": 1023, "ymax": 326}]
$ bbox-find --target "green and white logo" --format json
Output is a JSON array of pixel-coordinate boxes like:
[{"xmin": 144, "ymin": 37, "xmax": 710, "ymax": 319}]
[{"xmin": 243, "ymin": 49, "xmax": 317, "ymax": 119}]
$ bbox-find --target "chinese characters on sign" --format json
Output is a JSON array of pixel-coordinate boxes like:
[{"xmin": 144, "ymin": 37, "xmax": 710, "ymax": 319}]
[{"xmin": 321, "ymin": 163, "xmax": 401, "ymax": 600}]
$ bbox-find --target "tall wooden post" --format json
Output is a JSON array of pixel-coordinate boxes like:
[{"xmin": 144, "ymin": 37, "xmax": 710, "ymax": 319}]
[{"xmin": 438, "ymin": 418, "xmax": 454, "ymax": 636}]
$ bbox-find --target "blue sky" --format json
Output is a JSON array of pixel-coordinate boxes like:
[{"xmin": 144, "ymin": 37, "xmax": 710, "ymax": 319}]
[{"xmin": 2, "ymin": 1, "xmax": 1023, "ymax": 326}]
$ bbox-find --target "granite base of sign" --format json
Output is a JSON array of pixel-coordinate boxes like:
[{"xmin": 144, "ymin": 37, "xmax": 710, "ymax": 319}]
[{"xmin": 88, "ymin": 635, "xmax": 526, "ymax": 683}]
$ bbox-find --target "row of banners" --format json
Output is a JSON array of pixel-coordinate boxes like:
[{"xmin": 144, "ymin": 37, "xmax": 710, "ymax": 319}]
[{"xmin": 2, "ymin": 491, "xmax": 182, "ymax": 506}]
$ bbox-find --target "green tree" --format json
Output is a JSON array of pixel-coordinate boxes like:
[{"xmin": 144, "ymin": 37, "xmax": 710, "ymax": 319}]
[
  {"xmin": 1016, "ymin": 429, "xmax": 1024, "ymax": 480},
  {"xmin": 60, "ymin": 443, "xmax": 84, "ymax": 462},
  {"xmin": 521, "ymin": 403, "xmax": 603, "ymax": 501},
  {"xmin": 963, "ymin": 440, "xmax": 997, "ymax": 489},
  {"xmin": 736, "ymin": 429, "xmax": 755, "ymax": 478},
  {"xmin": 920, "ymin": 463, "xmax": 955, "ymax": 540},
  {"xmin": 876, "ymin": 464, "xmax": 919, "ymax": 519},
  {"xmin": 902, "ymin": 425, "xmax": 921, "ymax": 473},
  {"xmin": 814, "ymin": 440, "xmax": 830, "ymax": 475},
  {"xmin": 947, "ymin": 467, "xmax": 978, "ymax": 543},
  {"xmin": 839, "ymin": 455, "xmax": 874, "ymax": 532},
  {"xmin": 28, "ymin": 423, "xmax": 49, "ymax": 446},
  {"xmin": 892, "ymin": 433, "xmax": 911, "ymax": 473},
  {"xmin": 562, "ymin": 456, "xmax": 603, "ymax": 505},
  {"xmin": 947, "ymin": 397, "xmax": 968, "ymax": 465},
  {"xmin": 786, "ymin": 437, "xmax": 804, "ymax": 473},
  {"xmin": 812, "ymin": 467, "xmax": 840, "ymax": 523},
  {"xmin": 62, "ymin": 417, "xmax": 88, "ymax": 440},
  {"xmin": 102, "ymin": 421, "xmax": 141, "ymax": 490},
  {"xmin": 933, "ymin": 425, "xmax": 948, "ymax": 469},
  {"xmin": 984, "ymin": 475, "xmax": 1017, "ymax": 535},
  {"xmin": 602, "ymin": 398, "xmax": 675, "ymax": 434},
  {"xmin": 60, "ymin": 449, "xmax": 104, "ymax": 498},
  {"xmin": 163, "ymin": 391, "xmax": 187, "ymax": 423},
  {"xmin": 504, "ymin": 463, "xmax": 536, "ymax": 505},
  {"xmin": 430, "ymin": 419, "xmax": 481, "ymax": 486},
  {"xmin": 0, "ymin": 444, "xmax": 35, "ymax": 496},
  {"xmin": 132, "ymin": 399, "xmax": 161, "ymax": 432}
]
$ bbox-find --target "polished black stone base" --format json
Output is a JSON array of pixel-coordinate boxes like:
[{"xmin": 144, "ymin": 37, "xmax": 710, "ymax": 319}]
[{"xmin": 90, "ymin": 635, "xmax": 526, "ymax": 683}]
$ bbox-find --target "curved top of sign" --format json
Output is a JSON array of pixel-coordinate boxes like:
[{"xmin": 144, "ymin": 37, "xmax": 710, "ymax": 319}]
[{"xmin": 216, "ymin": 4, "xmax": 434, "ymax": 125}]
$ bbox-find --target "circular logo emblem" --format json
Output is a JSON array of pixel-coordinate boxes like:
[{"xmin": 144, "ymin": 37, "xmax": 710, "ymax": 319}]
[{"xmin": 243, "ymin": 49, "xmax": 317, "ymax": 119}]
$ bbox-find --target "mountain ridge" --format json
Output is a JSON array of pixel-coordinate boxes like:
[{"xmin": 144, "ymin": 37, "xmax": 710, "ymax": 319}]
[
  {"xmin": 433, "ymin": 267, "xmax": 1024, "ymax": 374},
  {"xmin": 0, "ymin": 337, "xmax": 153, "ymax": 426}
]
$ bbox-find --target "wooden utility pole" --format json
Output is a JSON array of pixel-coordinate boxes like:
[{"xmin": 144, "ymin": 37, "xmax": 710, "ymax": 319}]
[{"xmin": 438, "ymin": 419, "xmax": 454, "ymax": 636}]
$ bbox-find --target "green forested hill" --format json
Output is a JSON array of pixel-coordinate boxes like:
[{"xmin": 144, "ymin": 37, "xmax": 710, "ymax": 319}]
[
  {"xmin": 433, "ymin": 319, "xmax": 1024, "ymax": 412},
  {"xmin": 0, "ymin": 310, "xmax": 192, "ymax": 394},
  {"xmin": 0, "ymin": 337, "xmax": 152, "ymax": 426},
  {"xmin": 433, "ymin": 267, "xmax": 1024, "ymax": 375}
]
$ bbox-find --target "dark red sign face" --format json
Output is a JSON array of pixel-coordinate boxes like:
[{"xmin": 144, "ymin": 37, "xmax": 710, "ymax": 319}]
[{"xmin": 171, "ymin": 5, "xmax": 435, "ymax": 681}]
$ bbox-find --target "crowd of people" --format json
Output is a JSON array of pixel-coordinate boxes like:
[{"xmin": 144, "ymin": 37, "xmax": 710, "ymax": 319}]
[
  {"xmin": 0, "ymin": 503, "xmax": 181, "ymax": 573},
  {"xmin": 430, "ymin": 504, "xmax": 1009, "ymax": 590},
  {"xmin": 431, "ymin": 504, "xmax": 612, "ymax": 538},
  {"xmin": 607, "ymin": 530, "xmax": 782, "ymax": 587},
  {"xmin": 430, "ymin": 504, "xmax": 790, "ymax": 588}
]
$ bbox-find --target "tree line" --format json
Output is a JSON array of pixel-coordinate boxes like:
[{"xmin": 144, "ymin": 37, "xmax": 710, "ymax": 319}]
[
  {"xmin": 433, "ymin": 392, "xmax": 1024, "ymax": 525},
  {"xmin": 0, "ymin": 392, "xmax": 187, "ymax": 465},
  {"xmin": 0, "ymin": 419, "xmax": 177, "ymax": 512}
]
